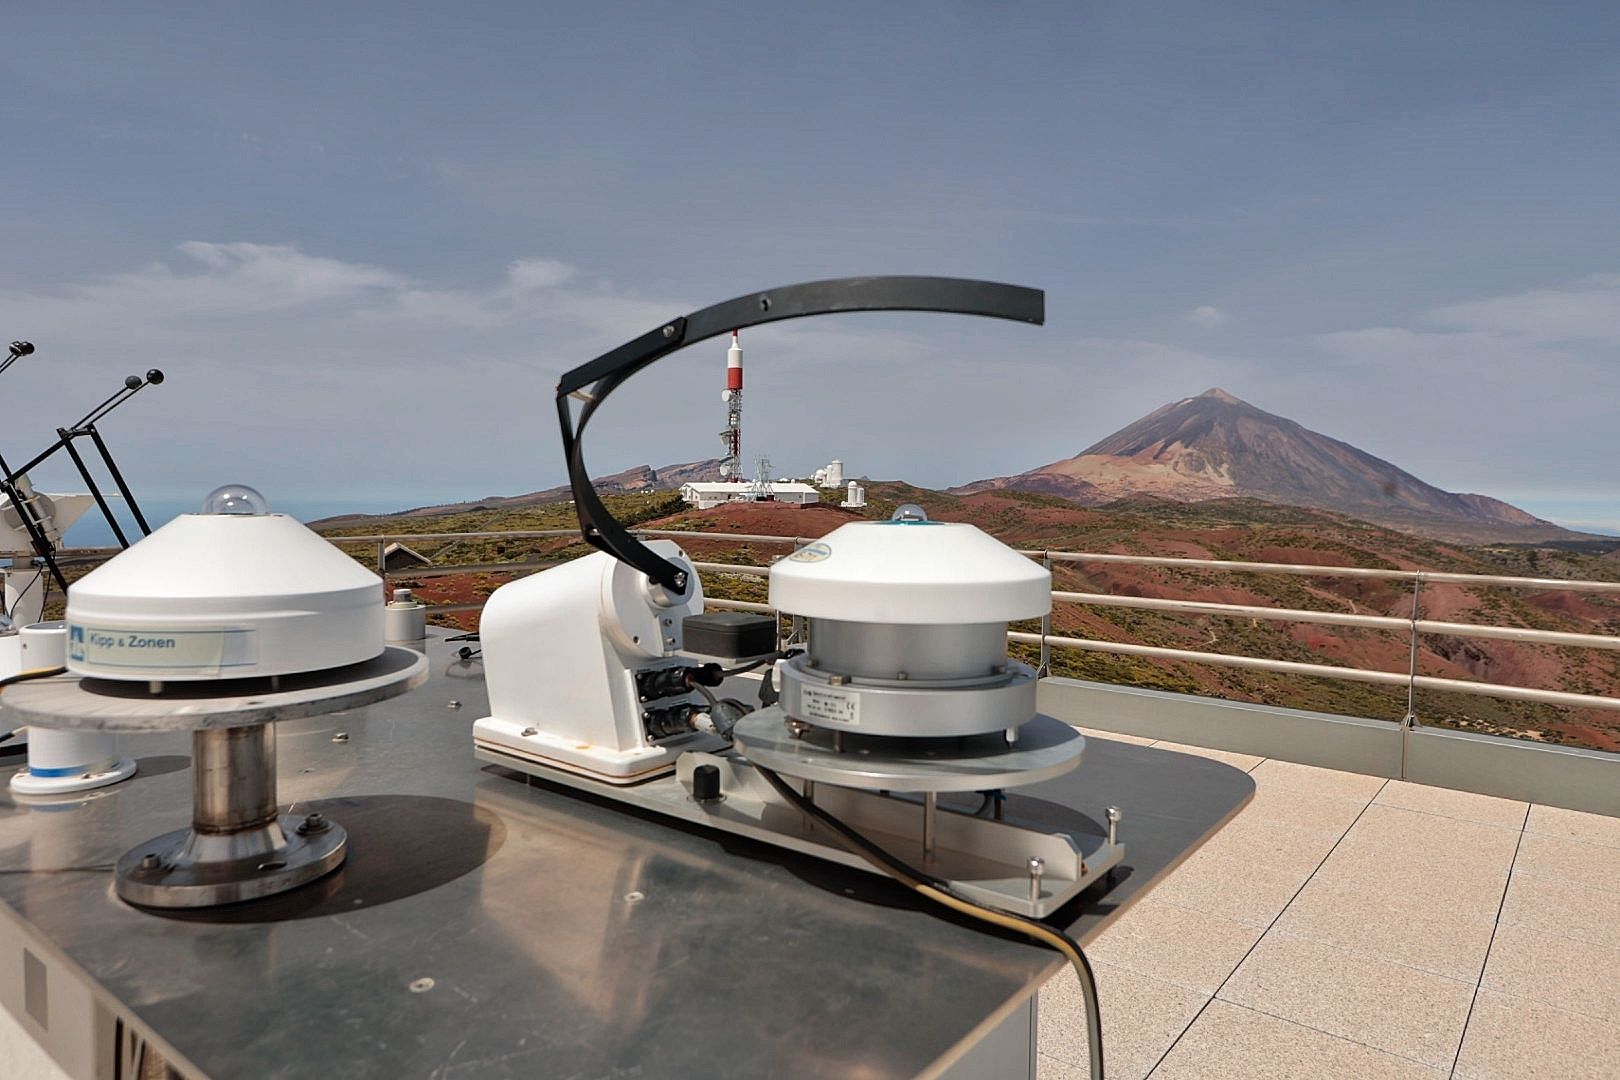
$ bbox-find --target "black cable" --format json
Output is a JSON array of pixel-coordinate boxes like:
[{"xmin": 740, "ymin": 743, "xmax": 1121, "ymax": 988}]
[
  {"xmin": 718, "ymin": 651, "xmax": 788, "ymax": 678},
  {"xmin": 0, "ymin": 666, "xmax": 66, "ymax": 691},
  {"xmin": 754, "ymin": 764, "xmax": 1106, "ymax": 1080}
]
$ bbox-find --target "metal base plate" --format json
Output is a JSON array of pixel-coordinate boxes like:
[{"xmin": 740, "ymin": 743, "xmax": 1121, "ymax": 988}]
[
  {"xmin": 476, "ymin": 743, "xmax": 1124, "ymax": 918},
  {"xmin": 0, "ymin": 646, "xmax": 428, "ymax": 732},
  {"xmin": 115, "ymin": 814, "xmax": 348, "ymax": 908},
  {"xmin": 10, "ymin": 755, "xmax": 136, "ymax": 795},
  {"xmin": 731, "ymin": 708, "xmax": 1085, "ymax": 792}
]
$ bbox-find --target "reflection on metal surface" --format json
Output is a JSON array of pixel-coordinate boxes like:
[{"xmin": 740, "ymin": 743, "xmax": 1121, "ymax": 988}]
[
  {"xmin": 145, "ymin": 795, "xmax": 502, "ymax": 925},
  {"xmin": 0, "ymin": 632, "xmax": 1253, "ymax": 1079}
]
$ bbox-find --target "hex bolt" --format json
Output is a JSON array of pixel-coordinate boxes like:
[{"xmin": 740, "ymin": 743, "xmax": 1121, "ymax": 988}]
[
  {"xmin": 447, "ymin": 699, "xmax": 462, "ymax": 711},
  {"xmin": 521, "ymin": 726, "xmax": 539, "ymax": 737},
  {"xmin": 297, "ymin": 812, "xmax": 330, "ymax": 836},
  {"xmin": 1106, "ymin": 805, "xmax": 1121, "ymax": 846},
  {"xmin": 1027, "ymin": 856, "xmax": 1045, "ymax": 903},
  {"xmin": 139, "ymin": 853, "xmax": 161, "ymax": 873},
  {"xmin": 331, "ymin": 732, "xmax": 349, "ymax": 743}
]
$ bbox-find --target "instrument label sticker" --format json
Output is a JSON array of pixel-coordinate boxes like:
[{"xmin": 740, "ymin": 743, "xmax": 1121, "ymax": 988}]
[
  {"xmin": 68, "ymin": 625, "xmax": 258, "ymax": 675},
  {"xmin": 800, "ymin": 683, "xmax": 860, "ymax": 725},
  {"xmin": 788, "ymin": 542, "xmax": 832, "ymax": 563}
]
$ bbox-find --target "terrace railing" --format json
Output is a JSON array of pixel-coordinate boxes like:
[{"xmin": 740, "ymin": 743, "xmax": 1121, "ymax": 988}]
[{"xmin": 318, "ymin": 526, "xmax": 1620, "ymax": 725}]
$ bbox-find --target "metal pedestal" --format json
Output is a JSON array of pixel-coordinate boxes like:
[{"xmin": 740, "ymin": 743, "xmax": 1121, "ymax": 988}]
[
  {"xmin": 0, "ymin": 646, "xmax": 427, "ymax": 908},
  {"xmin": 114, "ymin": 725, "xmax": 347, "ymax": 907}
]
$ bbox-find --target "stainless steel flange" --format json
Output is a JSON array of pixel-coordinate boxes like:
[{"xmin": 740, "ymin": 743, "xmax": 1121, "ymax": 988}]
[{"xmin": 3, "ymin": 647, "xmax": 427, "ymax": 908}]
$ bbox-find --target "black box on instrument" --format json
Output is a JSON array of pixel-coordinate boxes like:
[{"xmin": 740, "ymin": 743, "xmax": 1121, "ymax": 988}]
[{"xmin": 682, "ymin": 612, "xmax": 777, "ymax": 659}]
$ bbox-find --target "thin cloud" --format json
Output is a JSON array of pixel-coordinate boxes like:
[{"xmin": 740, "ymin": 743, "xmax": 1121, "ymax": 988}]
[
  {"xmin": 1429, "ymin": 272, "xmax": 1620, "ymax": 345},
  {"xmin": 1188, "ymin": 305, "xmax": 1227, "ymax": 328}
]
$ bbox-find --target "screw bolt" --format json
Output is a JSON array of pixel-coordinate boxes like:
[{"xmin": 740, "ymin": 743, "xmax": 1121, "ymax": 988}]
[
  {"xmin": 447, "ymin": 699, "xmax": 462, "ymax": 711},
  {"xmin": 139, "ymin": 853, "xmax": 161, "ymax": 873},
  {"xmin": 297, "ymin": 812, "xmax": 330, "ymax": 836},
  {"xmin": 521, "ymin": 726, "xmax": 539, "ymax": 737},
  {"xmin": 1106, "ymin": 805, "xmax": 1121, "ymax": 846},
  {"xmin": 332, "ymin": 732, "xmax": 349, "ymax": 743},
  {"xmin": 1027, "ymin": 855, "xmax": 1045, "ymax": 903}
]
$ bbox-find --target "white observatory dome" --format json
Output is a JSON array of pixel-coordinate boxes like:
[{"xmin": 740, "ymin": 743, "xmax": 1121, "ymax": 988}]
[{"xmin": 66, "ymin": 485, "xmax": 384, "ymax": 680}]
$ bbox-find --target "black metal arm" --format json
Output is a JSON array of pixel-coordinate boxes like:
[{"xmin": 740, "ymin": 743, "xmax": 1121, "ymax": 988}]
[
  {"xmin": 555, "ymin": 275, "xmax": 1044, "ymax": 593},
  {"xmin": 0, "ymin": 365, "xmax": 166, "ymax": 592}
]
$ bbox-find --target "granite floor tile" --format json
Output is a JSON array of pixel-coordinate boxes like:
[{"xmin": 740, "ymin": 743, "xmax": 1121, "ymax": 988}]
[
  {"xmin": 1270, "ymin": 878, "xmax": 1498, "ymax": 982},
  {"xmin": 1306, "ymin": 844, "xmax": 1510, "ymax": 923},
  {"xmin": 1198, "ymin": 812, "xmax": 1344, "ymax": 871},
  {"xmin": 1039, "ymin": 959, "xmax": 1206, "ymax": 1080},
  {"xmin": 1524, "ymin": 803, "xmax": 1620, "ymax": 850},
  {"xmin": 1512, "ymin": 832, "xmax": 1620, "ymax": 896},
  {"xmin": 1037, "ymin": 1051, "xmax": 1087, "ymax": 1079},
  {"xmin": 1497, "ymin": 870, "xmax": 1620, "ymax": 953},
  {"xmin": 1219, "ymin": 933, "xmax": 1473, "ymax": 1069},
  {"xmin": 1147, "ymin": 846, "xmax": 1316, "ymax": 930},
  {"xmin": 1330, "ymin": 804, "xmax": 1521, "ymax": 871},
  {"xmin": 1248, "ymin": 759, "xmax": 1386, "ymax": 800},
  {"xmin": 1236, "ymin": 783, "xmax": 1371, "ymax": 837},
  {"xmin": 1373, "ymin": 780, "xmax": 1526, "ymax": 830},
  {"xmin": 1149, "ymin": 999, "xmax": 1444, "ymax": 1079},
  {"xmin": 1084, "ymin": 897, "xmax": 1263, "ymax": 994},
  {"xmin": 1480, "ymin": 923, "xmax": 1620, "ymax": 1024},
  {"xmin": 1455, "ymin": 989, "xmax": 1620, "ymax": 1080}
]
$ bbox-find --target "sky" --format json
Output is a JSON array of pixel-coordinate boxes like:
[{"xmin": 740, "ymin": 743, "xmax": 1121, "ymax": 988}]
[{"xmin": 3, "ymin": 2, "xmax": 1618, "ymax": 533}]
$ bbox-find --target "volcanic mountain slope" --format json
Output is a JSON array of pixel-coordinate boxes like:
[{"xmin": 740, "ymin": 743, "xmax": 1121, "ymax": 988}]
[
  {"xmin": 314, "ymin": 459, "xmax": 724, "ymax": 522},
  {"xmin": 956, "ymin": 389, "xmax": 1573, "ymax": 544}
]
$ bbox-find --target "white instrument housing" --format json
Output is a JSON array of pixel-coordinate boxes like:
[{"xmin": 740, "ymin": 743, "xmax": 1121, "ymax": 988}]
[
  {"xmin": 770, "ymin": 512, "xmax": 1052, "ymax": 738},
  {"xmin": 474, "ymin": 540, "xmax": 724, "ymax": 782},
  {"xmin": 66, "ymin": 510, "xmax": 384, "ymax": 681}
]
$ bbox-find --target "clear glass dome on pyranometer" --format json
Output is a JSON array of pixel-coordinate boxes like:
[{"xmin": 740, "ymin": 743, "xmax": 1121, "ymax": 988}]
[{"xmin": 201, "ymin": 484, "xmax": 270, "ymax": 516}]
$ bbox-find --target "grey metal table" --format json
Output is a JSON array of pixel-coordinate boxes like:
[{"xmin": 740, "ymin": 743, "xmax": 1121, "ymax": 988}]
[{"xmin": 0, "ymin": 630, "xmax": 1252, "ymax": 1079}]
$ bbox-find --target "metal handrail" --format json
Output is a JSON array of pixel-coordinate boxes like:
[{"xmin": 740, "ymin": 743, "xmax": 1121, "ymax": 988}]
[
  {"xmin": 247, "ymin": 526, "xmax": 1620, "ymax": 721},
  {"xmin": 1030, "ymin": 549, "xmax": 1620, "ymax": 594}
]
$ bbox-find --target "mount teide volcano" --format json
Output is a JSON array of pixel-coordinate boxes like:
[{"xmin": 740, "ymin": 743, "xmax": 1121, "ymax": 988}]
[{"xmin": 957, "ymin": 388, "xmax": 1573, "ymax": 543}]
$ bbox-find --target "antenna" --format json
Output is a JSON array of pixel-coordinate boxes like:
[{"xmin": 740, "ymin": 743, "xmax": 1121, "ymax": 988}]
[
  {"xmin": 718, "ymin": 331, "xmax": 743, "ymax": 480},
  {"xmin": 751, "ymin": 455, "xmax": 773, "ymax": 501}
]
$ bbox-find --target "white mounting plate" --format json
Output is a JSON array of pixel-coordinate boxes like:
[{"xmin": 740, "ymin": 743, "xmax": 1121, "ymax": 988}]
[{"xmin": 0, "ymin": 646, "xmax": 427, "ymax": 732}]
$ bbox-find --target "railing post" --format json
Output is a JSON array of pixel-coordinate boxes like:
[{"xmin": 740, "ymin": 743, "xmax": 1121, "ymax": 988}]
[
  {"xmin": 1404, "ymin": 575, "xmax": 1424, "ymax": 730},
  {"xmin": 1039, "ymin": 552, "xmax": 1053, "ymax": 677}
]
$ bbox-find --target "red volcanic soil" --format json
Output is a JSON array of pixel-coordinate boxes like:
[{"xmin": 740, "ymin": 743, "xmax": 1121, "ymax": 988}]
[
  {"xmin": 393, "ymin": 486, "xmax": 1620, "ymax": 751},
  {"xmin": 1524, "ymin": 590, "xmax": 1619, "ymax": 624},
  {"xmin": 663, "ymin": 501, "xmax": 860, "ymax": 537}
]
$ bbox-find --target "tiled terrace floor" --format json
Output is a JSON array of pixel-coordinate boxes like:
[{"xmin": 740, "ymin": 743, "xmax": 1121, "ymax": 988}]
[{"xmin": 1040, "ymin": 731, "xmax": 1620, "ymax": 1080}]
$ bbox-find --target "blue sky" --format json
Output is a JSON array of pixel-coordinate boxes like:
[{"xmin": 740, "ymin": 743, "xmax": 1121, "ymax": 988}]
[{"xmin": 3, "ymin": 2, "xmax": 1618, "ymax": 531}]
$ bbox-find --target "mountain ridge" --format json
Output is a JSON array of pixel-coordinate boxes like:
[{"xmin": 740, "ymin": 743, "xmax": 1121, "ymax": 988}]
[{"xmin": 955, "ymin": 388, "xmax": 1576, "ymax": 544}]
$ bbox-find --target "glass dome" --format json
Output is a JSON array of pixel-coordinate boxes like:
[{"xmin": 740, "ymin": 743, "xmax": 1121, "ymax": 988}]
[{"xmin": 200, "ymin": 484, "xmax": 270, "ymax": 516}]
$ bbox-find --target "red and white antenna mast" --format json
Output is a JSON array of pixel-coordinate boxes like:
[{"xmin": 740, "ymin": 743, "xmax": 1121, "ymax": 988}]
[{"xmin": 718, "ymin": 330, "xmax": 743, "ymax": 480}]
